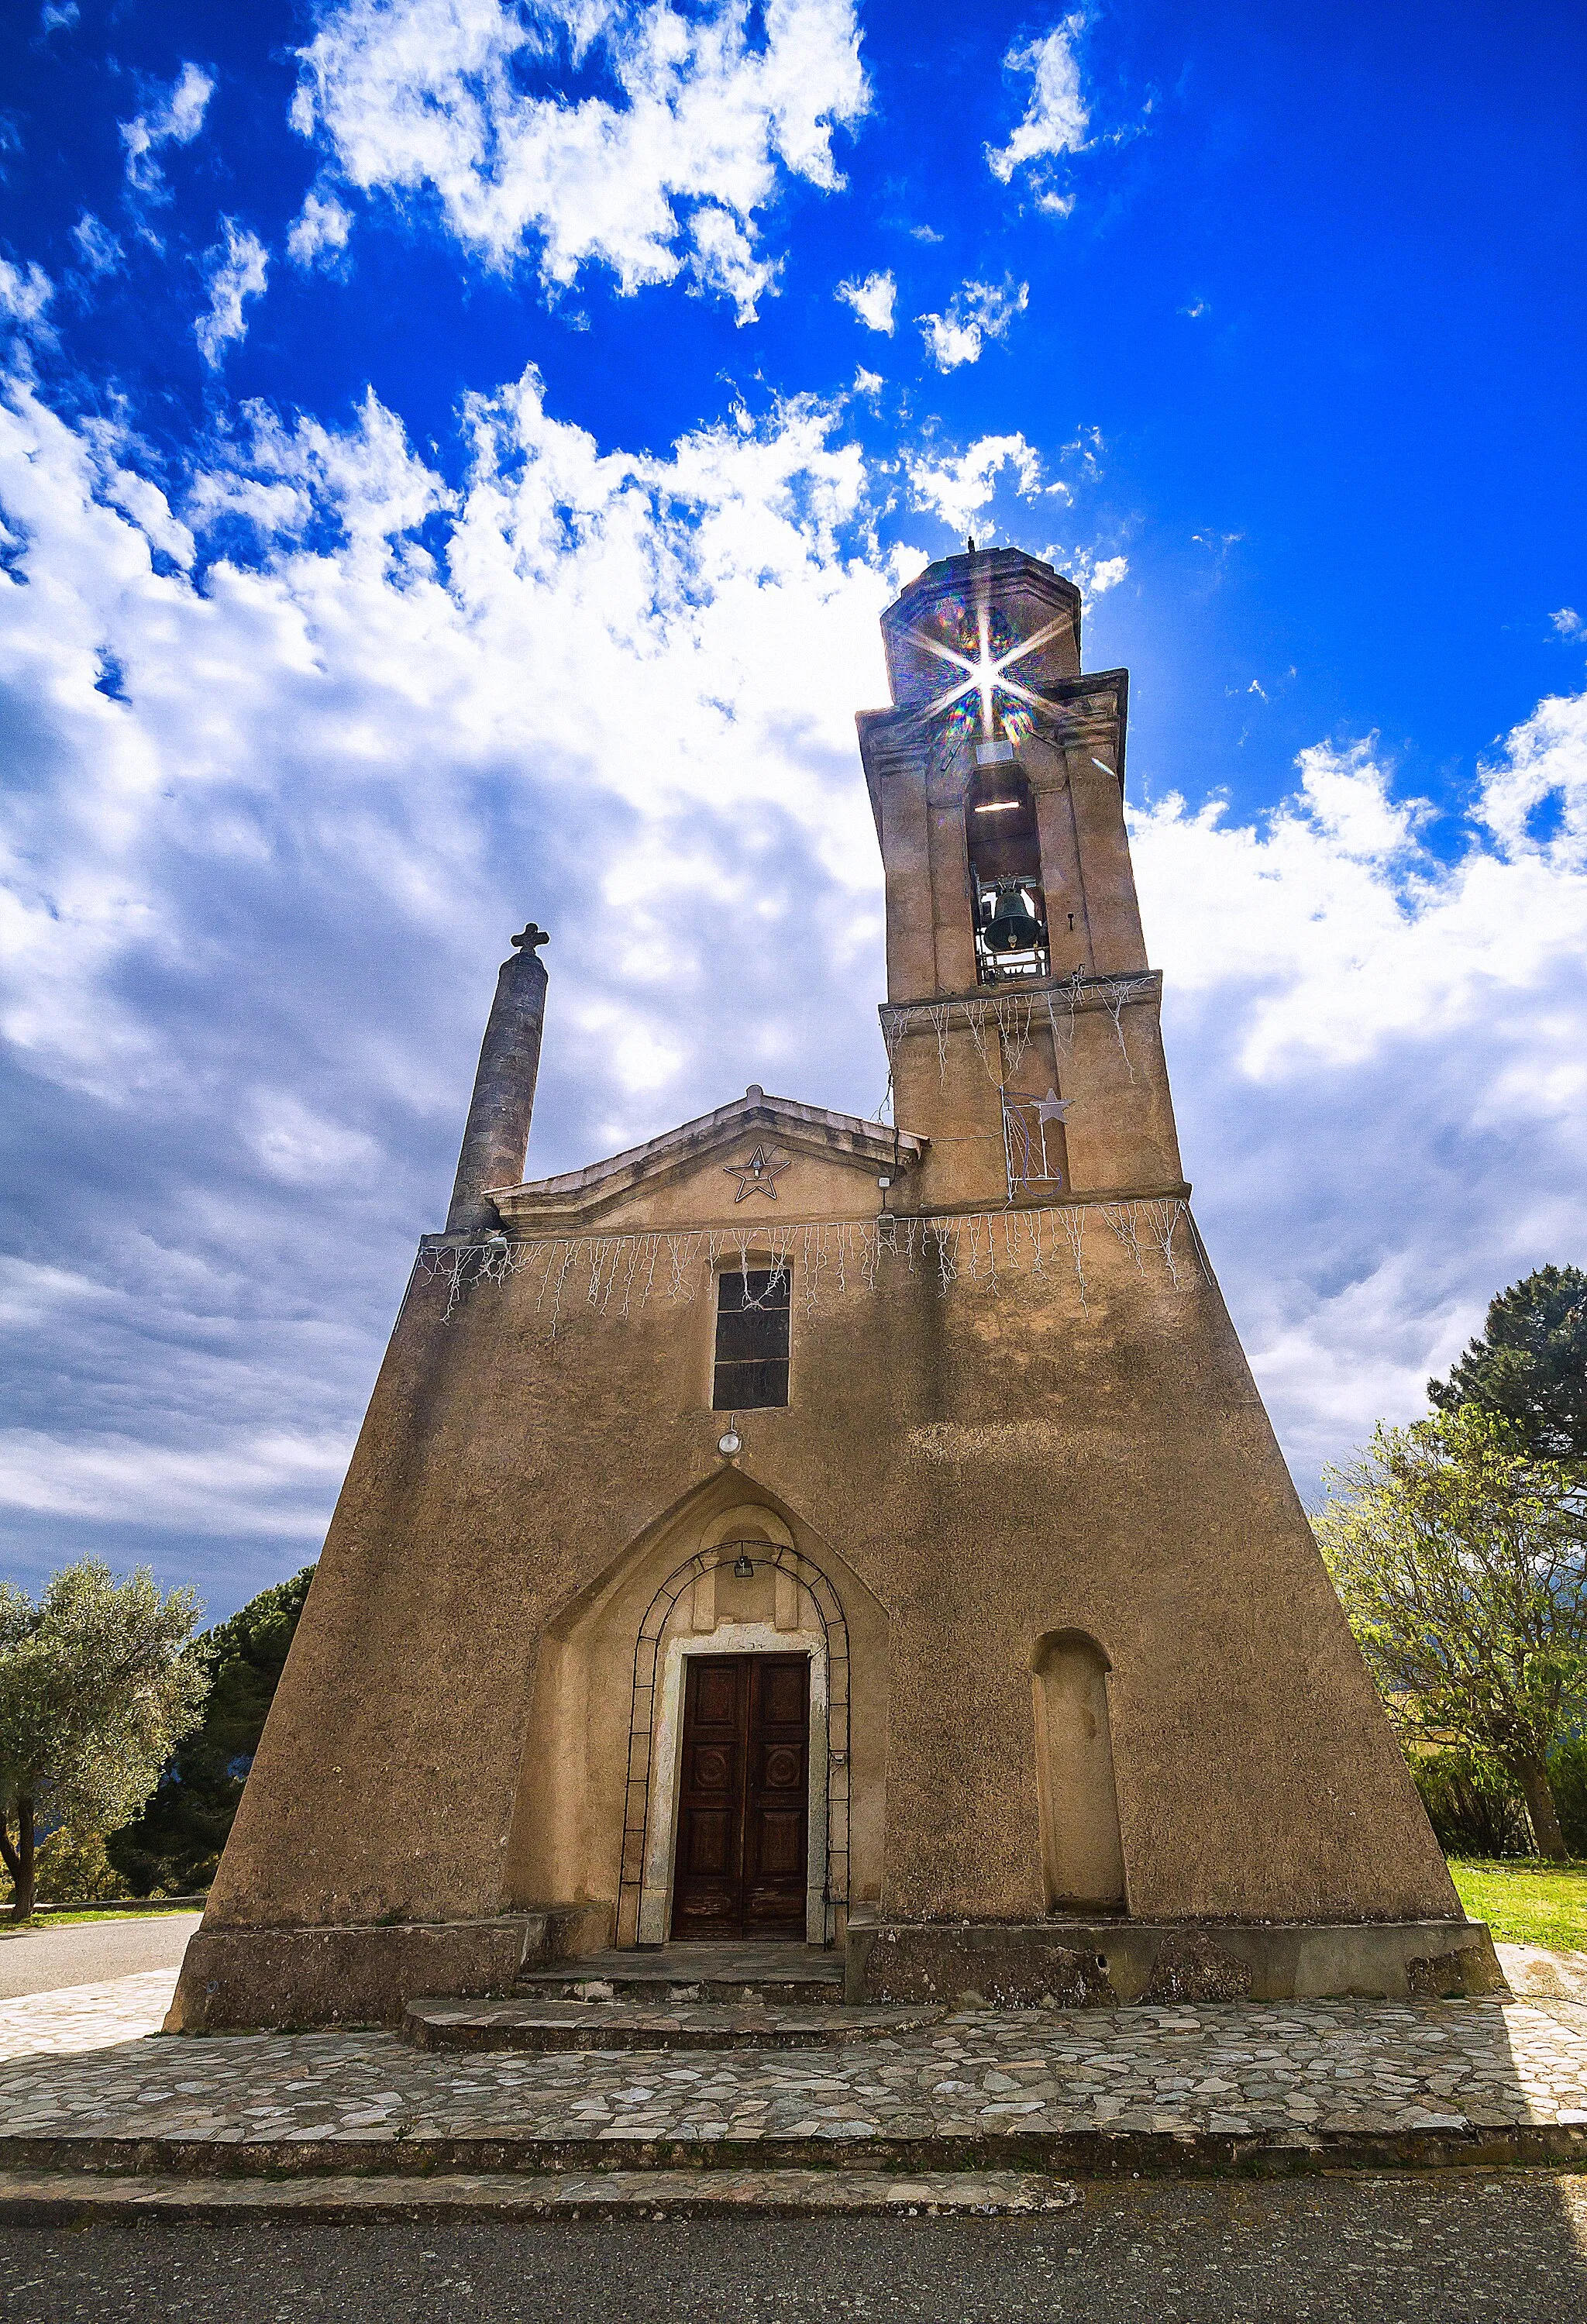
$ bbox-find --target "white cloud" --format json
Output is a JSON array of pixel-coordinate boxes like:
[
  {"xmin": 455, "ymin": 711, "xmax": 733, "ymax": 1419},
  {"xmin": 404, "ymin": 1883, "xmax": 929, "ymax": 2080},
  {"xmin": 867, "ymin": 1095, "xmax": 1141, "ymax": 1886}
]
[
  {"xmin": 917, "ymin": 276, "xmax": 1027, "ymax": 371},
  {"xmin": 71, "ymin": 212, "xmax": 125, "ymax": 277},
  {"xmin": 1079, "ymin": 549, "xmax": 1126, "ymax": 597},
  {"xmin": 119, "ymin": 62, "xmax": 215, "ymax": 200},
  {"xmin": 290, "ymin": 0, "xmax": 869, "ymax": 322},
  {"xmin": 0, "ymin": 1428, "xmax": 348, "ymax": 1539},
  {"xmin": 91, "ymin": 458, "xmax": 197, "ymax": 569},
  {"xmin": 906, "ymin": 431, "xmax": 1042, "ymax": 532},
  {"xmin": 0, "ymin": 259, "xmax": 53, "ymax": 327},
  {"xmin": 1131, "ymin": 720, "xmax": 1587, "ymax": 1484},
  {"xmin": 39, "ymin": 1, "xmax": 80, "ymax": 31},
  {"xmin": 1474, "ymin": 688, "xmax": 1587, "ymax": 858},
  {"xmin": 836, "ymin": 268, "xmax": 894, "ymax": 333},
  {"xmin": 286, "ymin": 190, "xmax": 353, "ymax": 268},
  {"xmin": 986, "ymin": 12, "xmax": 1087, "ymax": 204},
  {"xmin": 1551, "ymin": 607, "xmax": 1583, "ymax": 639},
  {"xmin": 0, "ymin": 362, "xmax": 897, "ymax": 1576},
  {"xmin": 195, "ymin": 220, "xmax": 270, "ymax": 367},
  {"xmin": 1, "ymin": 349, "xmax": 1584, "ymax": 1585}
]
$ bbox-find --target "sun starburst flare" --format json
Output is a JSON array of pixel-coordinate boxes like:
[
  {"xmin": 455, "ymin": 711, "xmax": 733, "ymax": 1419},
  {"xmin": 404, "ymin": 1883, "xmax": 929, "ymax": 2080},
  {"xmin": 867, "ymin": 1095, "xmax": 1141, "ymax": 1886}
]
[{"xmin": 907, "ymin": 600, "xmax": 1071, "ymax": 745}]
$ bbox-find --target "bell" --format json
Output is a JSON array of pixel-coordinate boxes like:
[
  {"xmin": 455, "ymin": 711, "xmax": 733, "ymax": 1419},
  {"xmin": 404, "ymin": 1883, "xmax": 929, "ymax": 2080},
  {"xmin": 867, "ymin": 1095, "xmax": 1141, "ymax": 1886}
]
[{"xmin": 984, "ymin": 882, "xmax": 1045, "ymax": 953}]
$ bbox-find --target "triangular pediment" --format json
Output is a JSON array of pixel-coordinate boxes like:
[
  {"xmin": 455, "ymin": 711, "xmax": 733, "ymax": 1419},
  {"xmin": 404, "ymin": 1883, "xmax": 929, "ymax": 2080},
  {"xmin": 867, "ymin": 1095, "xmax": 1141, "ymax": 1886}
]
[{"xmin": 490, "ymin": 1088, "xmax": 925, "ymax": 1234}]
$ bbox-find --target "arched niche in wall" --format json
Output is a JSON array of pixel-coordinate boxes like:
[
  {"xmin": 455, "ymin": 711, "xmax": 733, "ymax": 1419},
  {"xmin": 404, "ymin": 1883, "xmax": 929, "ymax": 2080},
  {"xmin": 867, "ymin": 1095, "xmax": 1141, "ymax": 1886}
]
[{"xmin": 1030, "ymin": 1629, "xmax": 1126, "ymax": 1913}]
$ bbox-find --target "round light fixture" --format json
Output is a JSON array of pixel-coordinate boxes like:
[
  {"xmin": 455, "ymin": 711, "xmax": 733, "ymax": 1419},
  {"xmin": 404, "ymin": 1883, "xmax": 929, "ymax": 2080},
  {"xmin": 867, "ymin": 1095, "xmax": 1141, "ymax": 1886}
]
[{"xmin": 718, "ymin": 1428, "xmax": 742, "ymax": 1458}]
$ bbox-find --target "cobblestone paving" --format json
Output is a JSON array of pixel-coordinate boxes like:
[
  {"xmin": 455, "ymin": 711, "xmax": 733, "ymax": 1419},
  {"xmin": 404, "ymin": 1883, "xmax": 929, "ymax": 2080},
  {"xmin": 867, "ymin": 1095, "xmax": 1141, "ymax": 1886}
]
[
  {"xmin": 2, "ymin": 1998, "xmax": 1587, "ymax": 2150},
  {"xmin": 0, "ymin": 1973, "xmax": 176, "ymax": 2061}
]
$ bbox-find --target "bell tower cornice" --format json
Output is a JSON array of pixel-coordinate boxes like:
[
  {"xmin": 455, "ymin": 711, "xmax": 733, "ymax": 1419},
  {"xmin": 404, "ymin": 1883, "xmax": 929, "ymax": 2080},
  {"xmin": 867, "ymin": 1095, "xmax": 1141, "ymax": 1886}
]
[{"xmin": 857, "ymin": 665, "xmax": 1130, "ymax": 838}]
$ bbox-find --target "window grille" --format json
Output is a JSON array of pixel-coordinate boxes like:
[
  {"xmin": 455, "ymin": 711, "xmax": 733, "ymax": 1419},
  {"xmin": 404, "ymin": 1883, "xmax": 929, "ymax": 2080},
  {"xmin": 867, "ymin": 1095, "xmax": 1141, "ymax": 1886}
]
[{"xmin": 713, "ymin": 1267, "xmax": 790, "ymax": 1410}]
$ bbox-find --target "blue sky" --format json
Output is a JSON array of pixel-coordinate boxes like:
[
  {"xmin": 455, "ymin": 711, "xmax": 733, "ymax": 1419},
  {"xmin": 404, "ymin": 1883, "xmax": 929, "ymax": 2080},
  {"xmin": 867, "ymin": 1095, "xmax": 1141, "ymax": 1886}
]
[{"xmin": 2, "ymin": 0, "xmax": 1585, "ymax": 1618}]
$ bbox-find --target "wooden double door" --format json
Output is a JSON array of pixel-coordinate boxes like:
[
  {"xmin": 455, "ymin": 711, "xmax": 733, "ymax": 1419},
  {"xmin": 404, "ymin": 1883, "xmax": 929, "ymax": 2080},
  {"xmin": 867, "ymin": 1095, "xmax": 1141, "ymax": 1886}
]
[{"xmin": 670, "ymin": 1654, "xmax": 811, "ymax": 1941}]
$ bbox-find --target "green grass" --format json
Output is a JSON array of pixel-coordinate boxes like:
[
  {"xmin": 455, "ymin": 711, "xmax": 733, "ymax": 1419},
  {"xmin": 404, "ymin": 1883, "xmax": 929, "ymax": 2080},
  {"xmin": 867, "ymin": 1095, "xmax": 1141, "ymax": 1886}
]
[
  {"xmin": 1448, "ymin": 1859, "xmax": 1587, "ymax": 1950},
  {"xmin": 1, "ymin": 1905, "xmax": 202, "ymax": 1928}
]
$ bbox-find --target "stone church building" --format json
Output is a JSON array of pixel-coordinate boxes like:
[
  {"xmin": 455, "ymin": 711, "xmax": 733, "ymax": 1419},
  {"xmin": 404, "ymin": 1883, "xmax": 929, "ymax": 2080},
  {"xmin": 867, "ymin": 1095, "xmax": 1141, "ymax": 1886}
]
[{"xmin": 172, "ymin": 548, "xmax": 1495, "ymax": 2030}]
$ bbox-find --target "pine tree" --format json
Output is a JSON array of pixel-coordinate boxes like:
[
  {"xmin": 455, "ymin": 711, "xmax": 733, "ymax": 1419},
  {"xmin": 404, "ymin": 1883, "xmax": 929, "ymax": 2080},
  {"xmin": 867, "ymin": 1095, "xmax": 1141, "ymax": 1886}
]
[{"xmin": 1430, "ymin": 1264, "xmax": 1587, "ymax": 1459}]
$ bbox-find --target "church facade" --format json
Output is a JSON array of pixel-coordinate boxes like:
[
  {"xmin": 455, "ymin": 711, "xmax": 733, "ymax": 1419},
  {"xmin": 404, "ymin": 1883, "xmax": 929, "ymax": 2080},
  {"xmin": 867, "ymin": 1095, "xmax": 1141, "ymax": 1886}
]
[{"xmin": 171, "ymin": 548, "xmax": 1496, "ymax": 2031}]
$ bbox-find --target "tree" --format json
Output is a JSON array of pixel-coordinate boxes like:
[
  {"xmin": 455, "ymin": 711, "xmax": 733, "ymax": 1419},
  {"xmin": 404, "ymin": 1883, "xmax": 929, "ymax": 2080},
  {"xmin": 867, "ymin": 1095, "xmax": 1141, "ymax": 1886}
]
[
  {"xmin": 106, "ymin": 1565, "xmax": 315, "ymax": 1897},
  {"xmin": 1317, "ymin": 1406, "xmax": 1587, "ymax": 1861},
  {"xmin": 0, "ymin": 1561, "xmax": 208, "ymax": 1919},
  {"xmin": 1430, "ymin": 1264, "xmax": 1587, "ymax": 1459}
]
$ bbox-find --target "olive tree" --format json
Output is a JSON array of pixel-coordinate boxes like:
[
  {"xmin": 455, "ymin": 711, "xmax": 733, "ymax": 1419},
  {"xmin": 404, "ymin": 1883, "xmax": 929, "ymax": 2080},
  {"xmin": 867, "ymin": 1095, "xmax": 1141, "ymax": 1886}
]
[
  {"xmin": 0, "ymin": 1561, "xmax": 208, "ymax": 1919},
  {"xmin": 1316, "ymin": 1406, "xmax": 1587, "ymax": 1860}
]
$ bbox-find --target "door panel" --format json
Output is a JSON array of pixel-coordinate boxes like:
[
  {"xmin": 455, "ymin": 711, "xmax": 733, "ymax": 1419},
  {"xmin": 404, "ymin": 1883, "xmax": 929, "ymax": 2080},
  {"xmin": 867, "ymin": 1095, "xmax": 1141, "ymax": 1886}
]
[
  {"xmin": 670, "ymin": 1658, "xmax": 746, "ymax": 1935},
  {"xmin": 670, "ymin": 1652, "xmax": 811, "ymax": 1941},
  {"xmin": 743, "ymin": 1654, "xmax": 810, "ymax": 1937},
  {"xmin": 694, "ymin": 1665, "xmax": 740, "ymax": 1723}
]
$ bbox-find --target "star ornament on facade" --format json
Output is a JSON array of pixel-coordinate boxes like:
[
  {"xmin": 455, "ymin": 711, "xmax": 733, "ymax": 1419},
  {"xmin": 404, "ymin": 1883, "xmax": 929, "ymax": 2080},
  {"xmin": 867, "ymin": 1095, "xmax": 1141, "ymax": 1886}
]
[
  {"xmin": 724, "ymin": 1145, "xmax": 790, "ymax": 1202},
  {"xmin": 1036, "ymin": 1089, "xmax": 1072, "ymax": 1124}
]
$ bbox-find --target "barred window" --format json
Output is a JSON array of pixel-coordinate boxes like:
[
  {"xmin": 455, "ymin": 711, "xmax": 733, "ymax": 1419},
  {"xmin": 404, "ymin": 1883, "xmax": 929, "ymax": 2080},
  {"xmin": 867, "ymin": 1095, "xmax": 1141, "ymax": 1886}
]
[{"xmin": 713, "ymin": 1268, "xmax": 790, "ymax": 1410}]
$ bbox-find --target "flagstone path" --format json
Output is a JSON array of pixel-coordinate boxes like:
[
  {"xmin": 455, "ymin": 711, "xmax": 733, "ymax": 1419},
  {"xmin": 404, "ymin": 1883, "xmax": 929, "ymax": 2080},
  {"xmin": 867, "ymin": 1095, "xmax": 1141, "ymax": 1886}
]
[
  {"xmin": 2, "ymin": 1987, "xmax": 1587, "ymax": 2158},
  {"xmin": 0, "ymin": 1972, "xmax": 177, "ymax": 2061}
]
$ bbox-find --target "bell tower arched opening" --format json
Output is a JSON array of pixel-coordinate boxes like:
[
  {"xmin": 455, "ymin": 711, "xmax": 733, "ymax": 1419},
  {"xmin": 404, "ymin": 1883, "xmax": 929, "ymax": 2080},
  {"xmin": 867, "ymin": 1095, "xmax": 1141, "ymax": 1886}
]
[{"xmin": 966, "ymin": 762, "xmax": 1049, "ymax": 984}]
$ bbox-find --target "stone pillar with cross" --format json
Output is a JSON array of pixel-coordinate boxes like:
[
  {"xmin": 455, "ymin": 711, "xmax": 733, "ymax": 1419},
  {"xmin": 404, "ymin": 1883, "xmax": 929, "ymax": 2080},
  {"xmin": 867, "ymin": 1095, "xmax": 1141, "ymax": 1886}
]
[{"xmin": 445, "ymin": 921, "xmax": 551, "ymax": 1234}]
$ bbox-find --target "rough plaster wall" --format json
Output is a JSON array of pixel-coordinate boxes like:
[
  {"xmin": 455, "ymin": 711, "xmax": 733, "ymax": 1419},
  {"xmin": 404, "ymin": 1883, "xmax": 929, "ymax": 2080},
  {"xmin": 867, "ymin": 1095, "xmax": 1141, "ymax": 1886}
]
[{"xmin": 206, "ymin": 1214, "xmax": 1457, "ymax": 1936}]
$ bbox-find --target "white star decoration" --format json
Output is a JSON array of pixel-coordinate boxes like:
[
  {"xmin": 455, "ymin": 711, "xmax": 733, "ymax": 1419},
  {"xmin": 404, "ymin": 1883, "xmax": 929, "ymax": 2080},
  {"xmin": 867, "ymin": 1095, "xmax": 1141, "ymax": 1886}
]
[
  {"xmin": 723, "ymin": 1145, "xmax": 790, "ymax": 1202},
  {"xmin": 1036, "ymin": 1089, "xmax": 1072, "ymax": 1124}
]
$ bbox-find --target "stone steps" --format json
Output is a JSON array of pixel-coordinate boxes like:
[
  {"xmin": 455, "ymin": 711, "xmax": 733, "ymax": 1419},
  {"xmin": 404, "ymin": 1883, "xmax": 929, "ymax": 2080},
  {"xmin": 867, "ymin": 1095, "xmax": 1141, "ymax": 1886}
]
[
  {"xmin": 515, "ymin": 1941, "xmax": 845, "ymax": 2008},
  {"xmin": 0, "ymin": 2166, "xmax": 1081, "ymax": 2222},
  {"xmin": 402, "ymin": 1997, "xmax": 943, "ymax": 2051}
]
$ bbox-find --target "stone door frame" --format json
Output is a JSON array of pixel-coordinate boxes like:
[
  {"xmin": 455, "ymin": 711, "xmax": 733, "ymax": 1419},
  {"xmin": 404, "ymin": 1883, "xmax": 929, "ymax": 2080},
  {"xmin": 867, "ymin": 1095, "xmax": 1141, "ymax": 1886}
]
[
  {"xmin": 617, "ymin": 1541, "xmax": 852, "ymax": 1948},
  {"xmin": 641, "ymin": 1625, "xmax": 828, "ymax": 1946}
]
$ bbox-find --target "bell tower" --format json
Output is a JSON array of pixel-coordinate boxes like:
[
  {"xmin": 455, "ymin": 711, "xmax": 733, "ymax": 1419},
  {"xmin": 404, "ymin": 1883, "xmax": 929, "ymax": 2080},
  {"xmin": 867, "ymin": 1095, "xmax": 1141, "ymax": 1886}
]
[{"xmin": 859, "ymin": 548, "xmax": 1184, "ymax": 1214}]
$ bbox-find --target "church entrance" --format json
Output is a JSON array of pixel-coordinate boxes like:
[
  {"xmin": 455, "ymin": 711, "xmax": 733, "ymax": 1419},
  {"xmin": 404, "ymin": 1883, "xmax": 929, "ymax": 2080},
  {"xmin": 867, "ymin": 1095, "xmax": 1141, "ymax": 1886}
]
[{"xmin": 670, "ymin": 1653, "xmax": 810, "ymax": 1940}]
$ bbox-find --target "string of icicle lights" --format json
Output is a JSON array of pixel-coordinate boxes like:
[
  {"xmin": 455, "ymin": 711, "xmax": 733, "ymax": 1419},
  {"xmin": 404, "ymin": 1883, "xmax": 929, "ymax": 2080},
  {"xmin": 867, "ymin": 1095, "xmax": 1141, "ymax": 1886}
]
[
  {"xmin": 418, "ymin": 1196, "xmax": 1207, "ymax": 1332},
  {"xmin": 880, "ymin": 972, "xmax": 1157, "ymax": 1089}
]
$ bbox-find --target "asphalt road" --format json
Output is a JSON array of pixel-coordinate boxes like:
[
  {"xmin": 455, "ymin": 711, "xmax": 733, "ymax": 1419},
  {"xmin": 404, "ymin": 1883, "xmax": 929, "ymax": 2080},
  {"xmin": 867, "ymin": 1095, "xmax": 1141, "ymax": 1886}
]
[
  {"xmin": 0, "ymin": 1914, "xmax": 200, "ymax": 2001},
  {"xmin": 4, "ymin": 2174, "xmax": 1587, "ymax": 2322}
]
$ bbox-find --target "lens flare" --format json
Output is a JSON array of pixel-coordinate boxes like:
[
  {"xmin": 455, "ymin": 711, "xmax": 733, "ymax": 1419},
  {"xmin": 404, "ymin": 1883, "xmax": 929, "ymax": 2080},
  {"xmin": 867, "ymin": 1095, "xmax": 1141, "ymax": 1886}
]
[{"xmin": 905, "ymin": 590, "xmax": 1069, "ymax": 746}]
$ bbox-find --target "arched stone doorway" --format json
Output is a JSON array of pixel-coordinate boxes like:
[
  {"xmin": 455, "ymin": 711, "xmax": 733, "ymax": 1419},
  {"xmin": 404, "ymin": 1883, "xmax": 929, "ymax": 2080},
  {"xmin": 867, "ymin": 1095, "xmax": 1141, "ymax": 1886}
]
[
  {"xmin": 618, "ymin": 1534, "xmax": 851, "ymax": 1946},
  {"xmin": 501, "ymin": 1477, "xmax": 884, "ymax": 1950}
]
